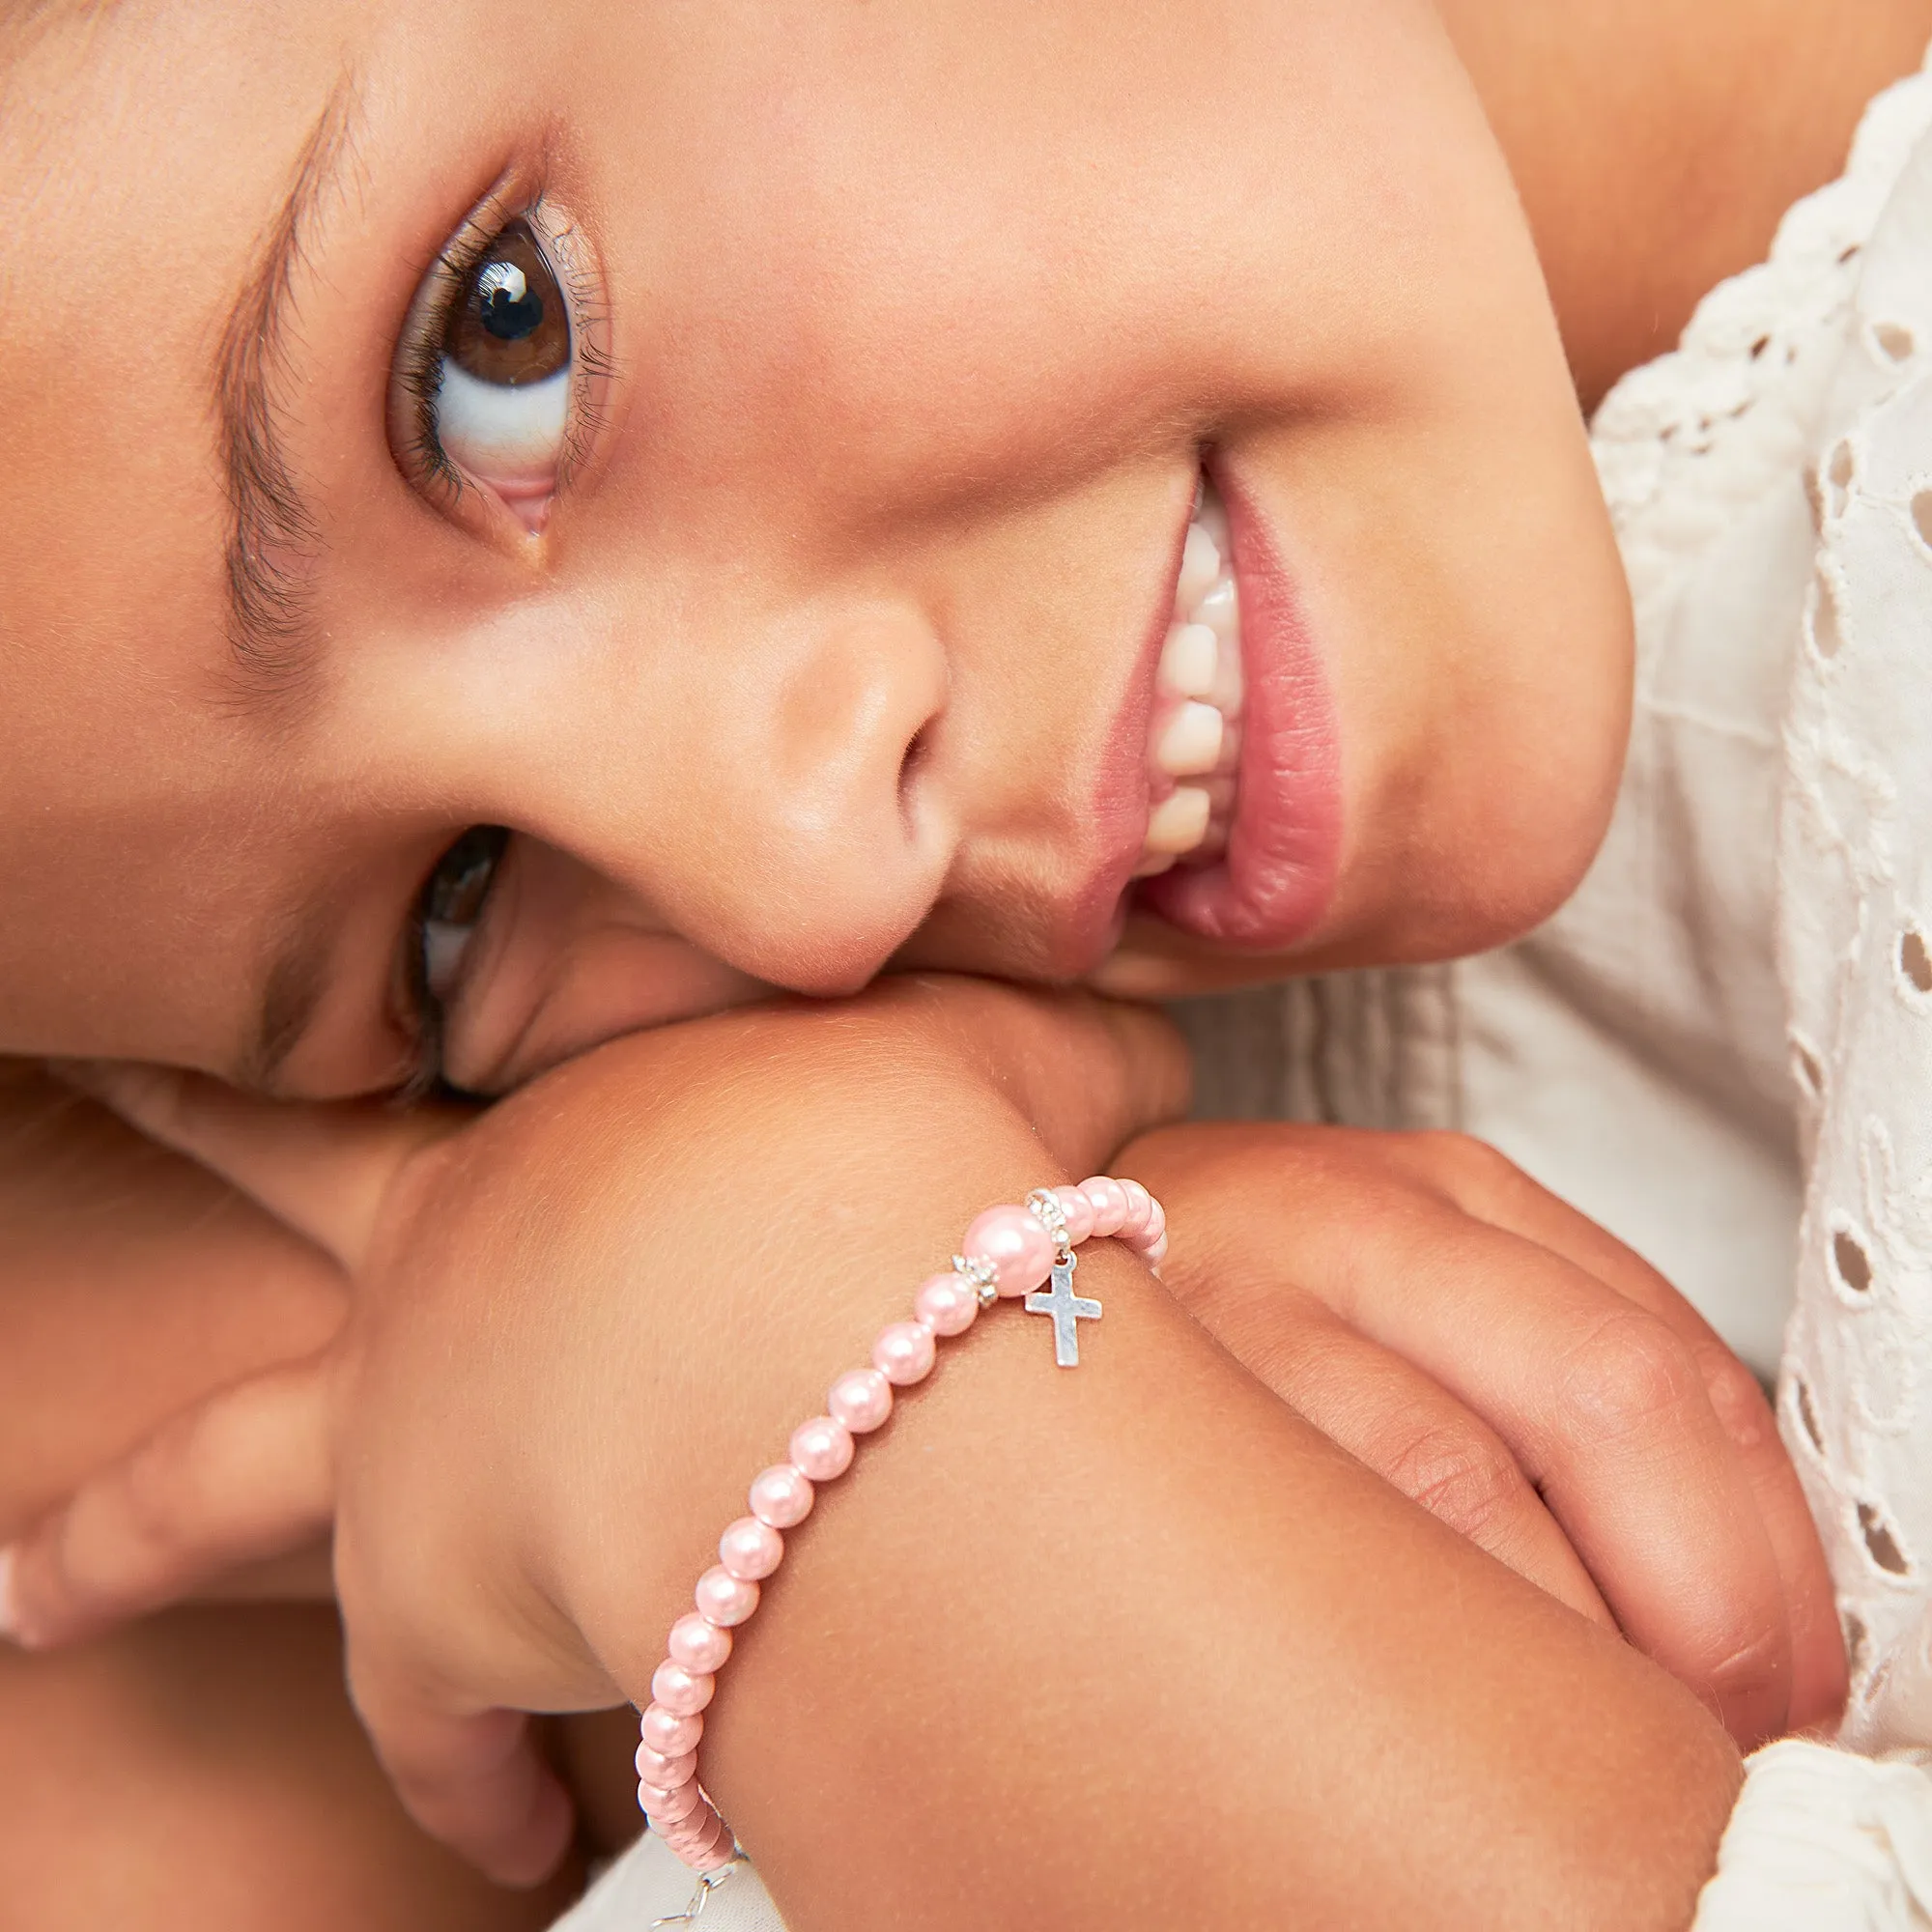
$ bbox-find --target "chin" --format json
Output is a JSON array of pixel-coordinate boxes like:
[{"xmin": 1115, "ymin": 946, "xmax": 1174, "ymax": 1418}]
[{"xmin": 1092, "ymin": 757, "xmax": 1622, "ymax": 1003}]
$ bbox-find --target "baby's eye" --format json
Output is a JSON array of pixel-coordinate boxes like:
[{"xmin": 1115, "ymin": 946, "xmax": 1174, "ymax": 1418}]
[
  {"xmin": 419, "ymin": 825, "xmax": 509, "ymax": 1005},
  {"xmin": 411, "ymin": 217, "xmax": 575, "ymax": 528}
]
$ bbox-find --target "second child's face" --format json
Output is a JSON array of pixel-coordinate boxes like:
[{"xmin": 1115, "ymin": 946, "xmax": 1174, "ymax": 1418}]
[{"xmin": 1, "ymin": 0, "xmax": 1631, "ymax": 1096}]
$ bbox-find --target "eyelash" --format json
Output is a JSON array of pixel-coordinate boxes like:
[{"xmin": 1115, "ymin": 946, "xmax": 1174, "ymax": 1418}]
[{"xmin": 392, "ymin": 191, "xmax": 612, "ymax": 509}]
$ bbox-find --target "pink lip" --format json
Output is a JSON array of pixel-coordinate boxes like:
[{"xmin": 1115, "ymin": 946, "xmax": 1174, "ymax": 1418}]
[
  {"xmin": 1048, "ymin": 508, "xmax": 1196, "ymax": 977},
  {"xmin": 1140, "ymin": 462, "xmax": 1344, "ymax": 950}
]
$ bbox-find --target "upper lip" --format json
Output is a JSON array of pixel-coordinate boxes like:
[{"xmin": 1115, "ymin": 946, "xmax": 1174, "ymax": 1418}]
[
  {"xmin": 1047, "ymin": 481, "xmax": 1200, "ymax": 975},
  {"xmin": 1139, "ymin": 453, "xmax": 1342, "ymax": 951}
]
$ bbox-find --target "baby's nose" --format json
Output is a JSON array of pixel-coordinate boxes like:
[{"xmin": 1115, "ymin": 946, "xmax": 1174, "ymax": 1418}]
[{"xmin": 632, "ymin": 599, "xmax": 956, "ymax": 996}]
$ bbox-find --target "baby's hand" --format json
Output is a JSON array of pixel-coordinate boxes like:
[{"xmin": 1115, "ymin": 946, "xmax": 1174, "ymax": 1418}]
[
  {"xmin": 0, "ymin": 979, "xmax": 1186, "ymax": 1883},
  {"xmin": 1122, "ymin": 1121, "xmax": 1846, "ymax": 1745}
]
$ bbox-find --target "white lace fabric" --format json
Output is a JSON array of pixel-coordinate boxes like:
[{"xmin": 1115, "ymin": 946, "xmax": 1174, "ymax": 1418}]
[
  {"xmin": 1777, "ymin": 114, "xmax": 1932, "ymax": 1756},
  {"xmin": 1699, "ymin": 1741, "xmax": 1932, "ymax": 1928}
]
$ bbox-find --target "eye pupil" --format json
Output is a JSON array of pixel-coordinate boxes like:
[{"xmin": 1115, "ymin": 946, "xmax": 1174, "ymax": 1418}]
[
  {"xmin": 480, "ymin": 284, "xmax": 544, "ymax": 341},
  {"xmin": 442, "ymin": 220, "xmax": 569, "ymax": 387}
]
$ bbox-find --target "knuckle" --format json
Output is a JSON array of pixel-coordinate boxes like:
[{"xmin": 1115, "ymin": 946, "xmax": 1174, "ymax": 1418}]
[
  {"xmin": 1694, "ymin": 1347, "xmax": 1774, "ymax": 1452},
  {"xmin": 116, "ymin": 1436, "xmax": 198, "ymax": 1552},
  {"xmin": 1409, "ymin": 1130, "xmax": 1525, "ymax": 1205},
  {"xmin": 1387, "ymin": 1420, "xmax": 1532, "ymax": 1541},
  {"xmin": 1559, "ymin": 1310, "xmax": 1704, "ymax": 1441},
  {"xmin": 1704, "ymin": 1618, "xmax": 1791, "ymax": 1742}
]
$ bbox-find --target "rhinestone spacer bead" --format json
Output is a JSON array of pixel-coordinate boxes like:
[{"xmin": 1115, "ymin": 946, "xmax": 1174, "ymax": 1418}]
[
  {"xmin": 952, "ymin": 1252, "xmax": 1001, "ymax": 1309},
  {"xmin": 1025, "ymin": 1187, "xmax": 1072, "ymax": 1258}
]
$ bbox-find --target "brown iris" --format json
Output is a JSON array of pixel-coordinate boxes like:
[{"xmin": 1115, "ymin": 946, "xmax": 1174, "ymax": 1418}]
[{"xmin": 442, "ymin": 221, "xmax": 569, "ymax": 387}]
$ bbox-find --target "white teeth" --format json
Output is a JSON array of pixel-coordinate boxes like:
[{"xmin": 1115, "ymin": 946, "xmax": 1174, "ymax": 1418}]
[
  {"xmin": 1193, "ymin": 579, "xmax": 1238, "ymax": 643},
  {"xmin": 1144, "ymin": 784, "xmax": 1212, "ymax": 855},
  {"xmin": 1135, "ymin": 475, "xmax": 1243, "ymax": 878},
  {"xmin": 1155, "ymin": 700, "xmax": 1223, "ymax": 777},
  {"xmin": 1174, "ymin": 526, "xmax": 1221, "ymax": 613},
  {"xmin": 1194, "ymin": 491, "xmax": 1230, "ymax": 554},
  {"xmin": 1157, "ymin": 621, "xmax": 1218, "ymax": 699}
]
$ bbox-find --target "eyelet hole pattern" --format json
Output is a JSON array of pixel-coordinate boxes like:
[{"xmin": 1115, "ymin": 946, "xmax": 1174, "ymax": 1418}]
[
  {"xmin": 1833, "ymin": 1227, "xmax": 1874, "ymax": 1294},
  {"xmin": 1901, "ymin": 926, "xmax": 1932, "ymax": 994},
  {"xmin": 1793, "ymin": 1037, "xmax": 1825, "ymax": 1096},
  {"xmin": 1860, "ymin": 1500, "xmax": 1911, "ymax": 1576},
  {"xmin": 1809, "ymin": 567, "xmax": 1843, "ymax": 658},
  {"xmin": 1794, "ymin": 1375, "xmax": 1826, "ymax": 1453},
  {"xmin": 1875, "ymin": 320, "xmax": 1918, "ymax": 361}
]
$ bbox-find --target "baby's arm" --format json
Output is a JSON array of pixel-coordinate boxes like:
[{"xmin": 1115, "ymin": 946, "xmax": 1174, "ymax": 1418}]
[
  {"xmin": 0, "ymin": 1059, "xmax": 341, "ymax": 1566},
  {"xmin": 3, "ymin": 985, "xmax": 1741, "ymax": 1929}
]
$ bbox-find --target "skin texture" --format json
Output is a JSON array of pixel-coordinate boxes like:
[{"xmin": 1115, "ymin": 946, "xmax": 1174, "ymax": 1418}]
[
  {"xmin": 5, "ymin": 986, "xmax": 1747, "ymax": 1930},
  {"xmin": 7, "ymin": 1, "xmax": 1925, "ymax": 1091},
  {"xmin": 0, "ymin": 0, "xmax": 1630, "ymax": 1096},
  {"xmin": 1, "ymin": 0, "xmax": 1926, "ymax": 1922},
  {"xmin": 0, "ymin": 995, "xmax": 1834, "ymax": 1927},
  {"xmin": 1439, "ymin": 0, "xmax": 1932, "ymax": 410}
]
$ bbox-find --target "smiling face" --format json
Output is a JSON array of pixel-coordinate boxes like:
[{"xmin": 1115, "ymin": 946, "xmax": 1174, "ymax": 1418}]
[{"xmin": 0, "ymin": 0, "xmax": 1631, "ymax": 1097}]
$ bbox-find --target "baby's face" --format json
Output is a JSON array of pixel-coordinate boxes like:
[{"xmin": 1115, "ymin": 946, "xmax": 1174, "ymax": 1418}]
[{"xmin": 1, "ymin": 0, "xmax": 1630, "ymax": 1095}]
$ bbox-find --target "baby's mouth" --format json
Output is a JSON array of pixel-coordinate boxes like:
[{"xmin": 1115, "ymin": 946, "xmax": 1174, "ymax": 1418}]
[{"xmin": 1133, "ymin": 479, "xmax": 1242, "ymax": 877}]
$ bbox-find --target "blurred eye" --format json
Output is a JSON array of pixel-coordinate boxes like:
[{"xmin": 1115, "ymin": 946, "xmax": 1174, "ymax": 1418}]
[
  {"xmin": 419, "ymin": 825, "xmax": 508, "ymax": 1005},
  {"xmin": 417, "ymin": 217, "xmax": 574, "ymax": 526}
]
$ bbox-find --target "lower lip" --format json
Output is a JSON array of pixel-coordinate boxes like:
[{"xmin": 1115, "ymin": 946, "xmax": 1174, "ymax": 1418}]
[{"xmin": 1138, "ymin": 467, "xmax": 1343, "ymax": 950}]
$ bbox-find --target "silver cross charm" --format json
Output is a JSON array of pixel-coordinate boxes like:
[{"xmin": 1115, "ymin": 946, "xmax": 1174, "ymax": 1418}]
[{"xmin": 1024, "ymin": 1250, "xmax": 1102, "ymax": 1367}]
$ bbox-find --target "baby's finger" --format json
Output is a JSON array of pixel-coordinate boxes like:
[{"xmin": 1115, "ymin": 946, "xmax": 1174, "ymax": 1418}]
[
  {"xmin": 51, "ymin": 1060, "xmax": 465, "ymax": 1271},
  {"xmin": 1407, "ymin": 1136, "xmax": 1847, "ymax": 1732},
  {"xmin": 1248, "ymin": 1295, "xmax": 1614, "ymax": 1629},
  {"xmin": 347, "ymin": 1645, "xmax": 575, "ymax": 1888},
  {"xmin": 1324, "ymin": 1208, "xmax": 1795, "ymax": 1747},
  {"xmin": 0, "ymin": 1355, "xmax": 331, "ymax": 1647}
]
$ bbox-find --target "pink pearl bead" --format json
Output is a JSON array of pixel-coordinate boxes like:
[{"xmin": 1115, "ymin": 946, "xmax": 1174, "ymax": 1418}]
[
  {"xmin": 828, "ymin": 1367, "xmax": 893, "ymax": 1432},
  {"xmin": 639, "ymin": 1704, "xmax": 703, "ymax": 1756},
  {"xmin": 1117, "ymin": 1178, "xmax": 1153, "ymax": 1240},
  {"xmin": 661, "ymin": 1801, "xmax": 721, "ymax": 1846},
  {"xmin": 914, "ymin": 1271, "xmax": 979, "ymax": 1336},
  {"xmin": 1079, "ymin": 1176, "xmax": 1129, "ymax": 1236},
  {"xmin": 872, "ymin": 1320, "xmax": 937, "ymax": 1385},
  {"xmin": 1145, "ymin": 1229, "xmax": 1169, "ymax": 1269},
  {"xmin": 789, "ymin": 1415, "xmax": 855, "ymax": 1480},
  {"xmin": 650, "ymin": 1661, "xmax": 715, "ymax": 1716},
  {"xmin": 657, "ymin": 1807, "xmax": 721, "ymax": 1855},
  {"xmin": 672, "ymin": 1808, "xmax": 732, "ymax": 1866},
  {"xmin": 656, "ymin": 1803, "xmax": 717, "ymax": 1851},
  {"xmin": 1136, "ymin": 1196, "xmax": 1167, "ymax": 1251},
  {"xmin": 719, "ymin": 1515, "xmax": 784, "ymax": 1581},
  {"xmin": 962, "ymin": 1203, "xmax": 1056, "ymax": 1297},
  {"xmin": 694, "ymin": 1565, "xmax": 760, "ymax": 1627},
  {"xmin": 1053, "ymin": 1184, "xmax": 1095, "ymax": 1245},
  {"xmin": 693, "ymin": 1819, "xmax": 736, "ymax": 1869},
  {"xmin": 641, "ymin": 1777, "xmax": 703, "ymax": 1822},
  {"xmin": 668, "ymin": 1611, "xmax": 732, "ymax": 1673},
  {"xmin": 749, "ymin": 1463, "xmax": 814, "ymax": 1529},
  {"xmin": 635, "ymin": 1742, "xmax": 696, "ymax": 1786}
]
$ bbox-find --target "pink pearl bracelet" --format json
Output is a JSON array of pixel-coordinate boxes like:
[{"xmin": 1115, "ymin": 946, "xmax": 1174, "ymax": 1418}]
[{"xmin": 636, "ymin": 1175, "xmax": 1167, "ymax": 1873}]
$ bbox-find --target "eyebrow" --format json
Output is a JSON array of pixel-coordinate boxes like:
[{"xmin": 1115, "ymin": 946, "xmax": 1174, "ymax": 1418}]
[{"xmin": 213, "ymin": 78, "xmax": 359, "ymax": 692}]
